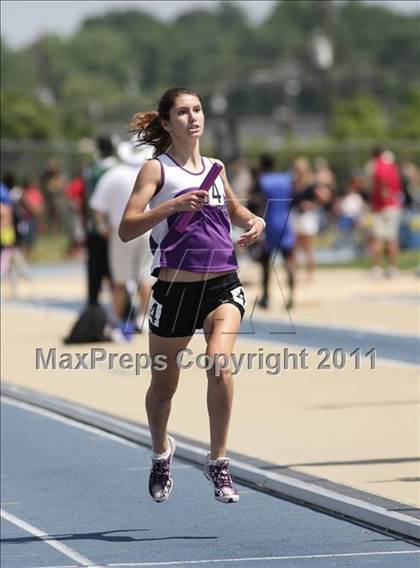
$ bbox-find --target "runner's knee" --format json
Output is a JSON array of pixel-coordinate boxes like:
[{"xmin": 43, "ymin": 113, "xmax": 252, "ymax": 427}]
[{"xmin": 148, "ymin": 380, "xmax": 178, "ymax": 402}]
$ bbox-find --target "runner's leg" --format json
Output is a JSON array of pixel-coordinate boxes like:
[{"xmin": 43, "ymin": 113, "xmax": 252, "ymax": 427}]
[
  {"xmin": 146, "ymin": 332, "xmax": 193, "ymax": 454},
  {"xmin": 203, "ymin": 303, "xmax": 241, "ymax": 459}
]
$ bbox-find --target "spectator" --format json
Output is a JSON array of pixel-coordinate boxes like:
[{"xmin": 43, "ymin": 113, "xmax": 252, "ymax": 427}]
[
  {"xmin": 83, "ymin": 135, "xmax": 119, "ymax": 306},
  {"xmin": 365, "ymin": 146, "xmax": 403, "ymax": 278},
  {"xmin": 90, "ymin": 140, "xmax": 154, "ymax": 338},
  {"xmin": 1, "ymin": 173, "xmax": 31, "ymax": 279},
  {"xmin": 40, "ymin": 159, "xmax": 66, "ymax": 233},
  {"xmin": 0, "ymin": 182, "xmax": 16, "ymax": 278},
  {"xmin": 292, "ymin": 157, "xmax": 331, "ymax": 281},
  {"xmin": 334, "ymin": 173, "xmax": 366, "ymax": 250},
  {"xmin": 17, "ymin": 178, "xmax": 44, "ymax": 260},
  {"xmin": 255, "ymin": 154, "xmax": 296, "ymax": 310},
  {"xmin": 314, "ymin": 156, "xmax": 336, "ymax": 192},
  {"xmin": 64, "ymin": 169, "xmax": 86, "ymax": 258},
  {"xmin": 400, "ymin": 159, "xmax": 420, "ymax": 209}
]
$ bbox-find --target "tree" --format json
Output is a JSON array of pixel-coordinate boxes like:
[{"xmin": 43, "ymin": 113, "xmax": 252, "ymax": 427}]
[
  {"xmin": 1, "ymin": 41, "xmax": 39, "ymax": 93},
  {"xmin": 392, "ymin": 87, "xmax": 420, "ymax": 139},
  {"xmin": 262, "ymin": 0, "xmax": 323, "ymax": 57},
  {"xmin": 2, "ymin": 1, "xmax": 419, "ymax": 140},
  {"xmin": 332, "ymin": 93, "xmax": 389, "ymax": 139},
  {"xmin": 334, "ymin": 2, "xmax": 420, "ymax": 98},
  {"xmin": 1, "ymin": 91, "xmax": 59, "ymax": 139}
]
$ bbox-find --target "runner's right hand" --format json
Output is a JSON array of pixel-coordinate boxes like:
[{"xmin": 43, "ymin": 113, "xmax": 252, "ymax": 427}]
[{"xmin": 174, "ymin": 190, "xmax": 208, "ymax": 212}]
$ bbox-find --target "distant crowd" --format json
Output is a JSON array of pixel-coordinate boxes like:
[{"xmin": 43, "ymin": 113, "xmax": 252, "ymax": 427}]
[
  {"xmin": 1, "ymin": 139, "xmax": 419, "ymax": 315},
  {"xmin": 231, "ymin": 148, "xmax": 418, "ymax": 265}
]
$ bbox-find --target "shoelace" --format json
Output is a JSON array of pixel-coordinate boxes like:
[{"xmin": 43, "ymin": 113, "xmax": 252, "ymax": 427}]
[
  {"xmin": 209, "ymin": 463, "xmax": 233, "ymax": 489},
  {"xmin": 151, "ymin": 459, "xmax": 170, "ymax": 484}
]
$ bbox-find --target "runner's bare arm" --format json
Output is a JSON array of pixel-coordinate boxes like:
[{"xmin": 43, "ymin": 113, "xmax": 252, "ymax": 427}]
[
  {"xmin": 119, "ymin": 160, "xmax": 208, "ymax": 242},
  {"xmin": 213, "ymin": 159, "xmax": 265, "ymax": 246},
  {"xmin": 119, "ymin": 160, "xmax": 171, "ymax": 241}
]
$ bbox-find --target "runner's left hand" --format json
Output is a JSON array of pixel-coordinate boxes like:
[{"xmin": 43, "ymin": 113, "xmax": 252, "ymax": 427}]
[{"xmin": 236, "ymin": 217, "xmax": 265, "ymax": 248}]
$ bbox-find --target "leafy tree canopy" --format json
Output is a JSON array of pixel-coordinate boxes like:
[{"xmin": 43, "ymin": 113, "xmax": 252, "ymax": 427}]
[{"xmin": 2, "ymin": 0, "xmax": 418, "ymax": 140}]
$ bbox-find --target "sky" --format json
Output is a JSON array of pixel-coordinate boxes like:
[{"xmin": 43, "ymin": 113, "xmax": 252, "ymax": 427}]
[{"xmin": 1, "ymin": 0, "xmax": 420, "ymax": 49}]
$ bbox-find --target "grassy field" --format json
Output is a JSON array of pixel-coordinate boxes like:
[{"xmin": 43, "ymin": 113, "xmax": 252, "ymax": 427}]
[
  {"xmin": 31, "ymin": 233, "xmax": 76, "ymax": 264},
  {"xmin": 316, "ymin": 249, "xmax": 419, "ymax": 270}
]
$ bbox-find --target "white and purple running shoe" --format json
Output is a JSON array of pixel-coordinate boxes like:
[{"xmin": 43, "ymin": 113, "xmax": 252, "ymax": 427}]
[
  {"xmin": 204, "ymin": 454, "xmax": 240, "ymax": 503},
  {"xmin": 149, "ymin": 435, "xmax": 176, "ymax": 503}
]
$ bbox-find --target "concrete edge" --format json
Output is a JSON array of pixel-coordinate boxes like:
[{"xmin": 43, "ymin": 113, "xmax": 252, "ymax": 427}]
[{"xmin": 1, "ymin": 381, "xmax": 419, "ymax": 544}]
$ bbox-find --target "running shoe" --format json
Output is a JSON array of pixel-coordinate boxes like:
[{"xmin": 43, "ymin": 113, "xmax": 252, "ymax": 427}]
[
  {"xmin": 204, "ymin": 453, "xmax": 240, "ymax": 503},
  {"xmin": 149, "ymin": 435, "xmax": 176, "ymax": 503},
  {"xmin": 110, "ymin": 320, "xmax": 134, "ymax": 343},
  {"xmin": 121, "ymin": 320, "xmax": 135, "ymax": 341}
]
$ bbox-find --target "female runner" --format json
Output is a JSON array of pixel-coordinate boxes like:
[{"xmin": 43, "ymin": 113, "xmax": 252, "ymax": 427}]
[{"xmin": 119, "ymin": 87, "xmax": 265, "ymax": 504}]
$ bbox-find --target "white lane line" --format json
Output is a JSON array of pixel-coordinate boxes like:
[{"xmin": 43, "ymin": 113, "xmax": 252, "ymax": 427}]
[
  {"xmin": 2, "ymin": 390, "xmax": 418, "ymax": 539},
  {"xmin": 104, "ymin": 550, "xmax": 420, "ymax": 566},
  {"xmin": 0, "ymin": 509, "xmax": 101, "ymax": 567},
  {"xmin": 23, "ymin": 549, "xmax": 420, "ymax": 568},
  {"xmin": 1, "ymin": 396, "xmax": 139, "ymax": 448},
  {"xmin": 124, "ymin": 466, "xmax": 191, "ymax": 471}
]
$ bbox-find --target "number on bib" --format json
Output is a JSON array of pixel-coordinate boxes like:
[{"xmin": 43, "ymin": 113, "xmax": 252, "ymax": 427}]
[
  {"xmin": 230, "ymin": 286, "xmax": 246, "ymax": 309},
  {"xmin": 149, "ymin": 300, "xmax": 163, "ymax": 327},
  {"xmin": 208, "ymin": 183, "xmax": 224, "ymax": 206}
]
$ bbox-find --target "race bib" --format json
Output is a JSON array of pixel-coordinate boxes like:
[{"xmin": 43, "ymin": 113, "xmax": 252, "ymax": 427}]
[
  {"xmin": 208, "ymin": 183, "xmax": 225, "ymax": 207},
  {"xmin": 149, "ymin": 300, "xmax": 163, "ymax": 327},
  {"xmin": 230, "ymin": 286, "xmax": 246, "ymax": 309}
]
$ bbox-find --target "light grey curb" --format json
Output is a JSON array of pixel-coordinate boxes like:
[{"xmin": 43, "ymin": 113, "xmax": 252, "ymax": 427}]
[{"xmin": 1, "ymin": 382, "xmax": 419, "ymax": 543}]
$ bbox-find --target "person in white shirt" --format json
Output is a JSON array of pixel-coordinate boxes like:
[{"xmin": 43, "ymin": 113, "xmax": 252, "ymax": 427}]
[{"xmin": 90, "ymin": 141, "xmax": 154, "ymax": 336}]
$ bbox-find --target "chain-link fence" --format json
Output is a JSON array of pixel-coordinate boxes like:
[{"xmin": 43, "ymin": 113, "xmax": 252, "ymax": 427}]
[{"xmin": 1, "ymin": 139, "xmax": 92, "ymax": 182}]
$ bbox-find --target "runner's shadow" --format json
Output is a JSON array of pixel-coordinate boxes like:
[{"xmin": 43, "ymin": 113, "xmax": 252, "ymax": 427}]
[{"xmin": 1, "ymin": 529, "xmax": 218, "ymax": 544}]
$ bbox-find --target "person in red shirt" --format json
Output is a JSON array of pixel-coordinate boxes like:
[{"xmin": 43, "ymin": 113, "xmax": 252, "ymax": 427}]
[
  {"xmin": 20, "ymin": 181, "xmax": 44, "ymax": 259},
  {"xmin": 65, "ymin": 172, "xmax": 86, "ymax": 258},
  {"xmin": 366, "ymin": 146, "xmax": 403, "ymax": 277}
]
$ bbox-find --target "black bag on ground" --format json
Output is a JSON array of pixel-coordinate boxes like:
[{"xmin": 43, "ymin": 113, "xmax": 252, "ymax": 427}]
[{"xmin": 63, "ymin": 304, "xmax": 110, "ymax": 344}]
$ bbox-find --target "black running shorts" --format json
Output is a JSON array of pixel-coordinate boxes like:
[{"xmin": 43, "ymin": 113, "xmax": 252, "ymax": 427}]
[{"xmin": 149, "ymin": 271, "xmax": 246, "ymax": 338}]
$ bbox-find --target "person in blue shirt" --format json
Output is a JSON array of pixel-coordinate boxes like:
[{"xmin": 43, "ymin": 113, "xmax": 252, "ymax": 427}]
[
  {"xmin": 0, "ymin": 182, "xmax": 12, "ymax": 206},
  {"xmin": 256, "ymin": 154, "xmax": 296, "ymax": 310}
]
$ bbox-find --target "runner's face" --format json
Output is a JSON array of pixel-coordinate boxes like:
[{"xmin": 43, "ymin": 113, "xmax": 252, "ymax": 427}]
[{"xmin": 165, "ymin": 94, "xmax": 204, "ymax": 140}]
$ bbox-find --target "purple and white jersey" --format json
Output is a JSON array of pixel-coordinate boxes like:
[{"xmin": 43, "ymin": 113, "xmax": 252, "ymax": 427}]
[{"xmin": 149, "ymin": 153, "xmax": 238, "ymax": 277}]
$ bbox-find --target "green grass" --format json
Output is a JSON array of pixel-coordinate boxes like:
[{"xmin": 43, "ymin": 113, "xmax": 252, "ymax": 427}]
[
  {"xmin": 314, "ymin": 230, "xmax": 419, "ymax": 270},
  {"xmin": 317, "ymin": 248, "xmax": 419, "ymax": 270},
  {"xmin": 31, "ymin": 233, "xmax": 72, "ymax": 264}
]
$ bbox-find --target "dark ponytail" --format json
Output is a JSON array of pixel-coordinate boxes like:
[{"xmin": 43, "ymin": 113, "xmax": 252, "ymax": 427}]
[
  {"xmin": 130, "ymin": 87, "xmax": 203, "ymax": 158},
  {"xmin": 130, "ymin": 110, "xmax": 170, "ymax": 158}
]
